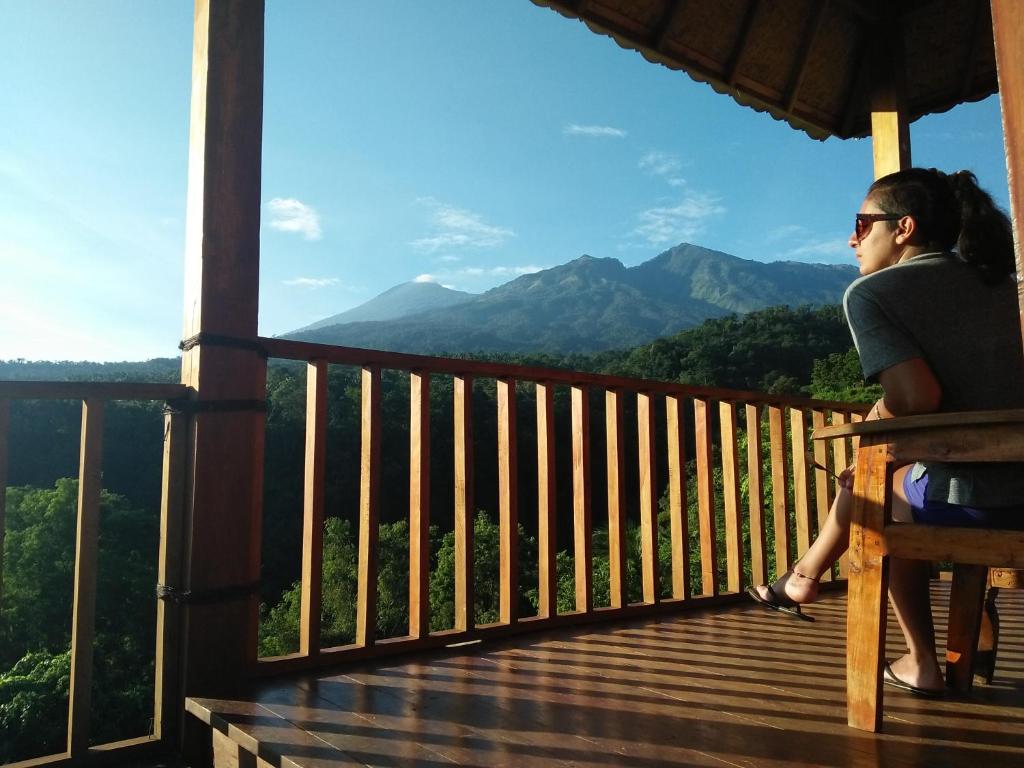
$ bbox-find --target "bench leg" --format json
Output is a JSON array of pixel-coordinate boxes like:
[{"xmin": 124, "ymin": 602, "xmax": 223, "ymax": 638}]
[
  {"xmin": 974, "ymin": 586, "xmax": 1000, "ymax": 685},
  {"xmin": 946, "ymin": 563, "xmax": 988, "ymax": 692}
]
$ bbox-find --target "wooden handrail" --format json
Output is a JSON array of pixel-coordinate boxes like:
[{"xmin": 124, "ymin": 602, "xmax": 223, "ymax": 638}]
[{"xmin": 0, "ymin": 381, "xmax": 188, "ymax": 400}]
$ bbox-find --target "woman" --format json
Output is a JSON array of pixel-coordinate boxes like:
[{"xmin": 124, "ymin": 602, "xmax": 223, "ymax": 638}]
[{"xmin": 748, "ymin": 167, "xmax": 1024, "ymax": 696}]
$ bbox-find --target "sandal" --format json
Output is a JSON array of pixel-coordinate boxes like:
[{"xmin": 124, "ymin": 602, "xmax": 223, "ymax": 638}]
[
  {"xmin": 746, "ymin": 571, "xmax": 817, "ymax": 622},
  {"xmin": 883, "ymin": 662, "xmax": 945, "ymax": 697}
]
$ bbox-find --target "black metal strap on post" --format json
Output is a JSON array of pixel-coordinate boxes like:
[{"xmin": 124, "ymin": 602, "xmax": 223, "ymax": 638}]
[
  {"xmin": 163, "ymin": 399, "xmax": 267, "ymax": 416},
  {"xmin": 178, "ymin": 332, "xmax": 268, "ymax": 357},
  {"xmin": 156, "ymin": 581, "xmax": 261, "ymax": 606}
]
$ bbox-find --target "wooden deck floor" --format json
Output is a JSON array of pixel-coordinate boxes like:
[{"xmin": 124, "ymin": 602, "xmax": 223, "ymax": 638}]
[{"xmin": 188, "ymin": 582, "xmax": 1024, "ymax": 767}]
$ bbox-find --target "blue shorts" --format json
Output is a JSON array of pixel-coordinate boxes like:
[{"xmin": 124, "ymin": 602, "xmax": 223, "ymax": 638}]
[{"xmin": 904, "ymin": 470, "xmax": 1024, "ymax": 529}]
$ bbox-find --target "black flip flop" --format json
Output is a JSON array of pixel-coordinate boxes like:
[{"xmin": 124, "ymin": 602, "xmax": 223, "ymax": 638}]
[
  {"xmin": 882, "ymin": 662, "xmax": 945, "ymax": 697},
  {"xmin": 745, "ymin": 584, "xmax": 815, "ymax": 622}
]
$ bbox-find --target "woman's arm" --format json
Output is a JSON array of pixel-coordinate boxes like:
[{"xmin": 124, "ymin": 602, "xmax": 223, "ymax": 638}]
[{"xmin": 871, "ymin": 357, "xmax": 942, "ymax": 419}]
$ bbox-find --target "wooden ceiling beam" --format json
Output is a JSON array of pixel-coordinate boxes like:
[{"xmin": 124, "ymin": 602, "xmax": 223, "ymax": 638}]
[
  {"xmin": 783, "ymin": 0, "xmax": 829, "ymax": 113},
  {"xmin": 959, "ymin": 0, "xmax": 987, "ymax": 100},
  {"xmin": 649, "ymin": 0, "xmax": 685, "ymax": 52},
  {"xmin": 725, "ymin": 0, "xmax": 760, "ymax": 87}
]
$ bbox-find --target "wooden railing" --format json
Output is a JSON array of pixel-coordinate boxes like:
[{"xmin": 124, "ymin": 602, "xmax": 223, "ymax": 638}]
[
  {"xmin": 0, "ymin": 381, "xmax": 188, "ymax": 768},
  {"xmin": 255, "ymin": 338, "xmax": 868, "ymax": 675}
]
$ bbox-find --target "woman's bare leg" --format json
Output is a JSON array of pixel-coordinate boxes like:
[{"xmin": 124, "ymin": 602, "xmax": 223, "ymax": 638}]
[
  {"xmin": 886, "ymin": 465, "xmax": 944, "ymax": 690},
  {"xmin": 751, "ymin": 480, "xmax": 853, "ymax": 604}
]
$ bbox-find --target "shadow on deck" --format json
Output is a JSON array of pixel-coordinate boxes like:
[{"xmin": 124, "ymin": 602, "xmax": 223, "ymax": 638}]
[{"xmin": 188, "ymin": 582, "xmax": 1024, "ymax": 767}]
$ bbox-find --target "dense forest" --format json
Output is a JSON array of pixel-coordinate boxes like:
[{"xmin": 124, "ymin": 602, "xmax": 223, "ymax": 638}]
[{"xmin": 0, "ymin": 305, "xmax": 879, "ymax": 761}]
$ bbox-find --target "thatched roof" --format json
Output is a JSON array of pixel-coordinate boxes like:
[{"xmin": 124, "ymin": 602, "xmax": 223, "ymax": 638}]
[{"xmin": 531, "ymin": 0, "xmax": 997, "ymax": 141}]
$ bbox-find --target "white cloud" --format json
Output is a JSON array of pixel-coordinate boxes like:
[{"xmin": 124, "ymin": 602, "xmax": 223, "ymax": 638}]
[
  {"xmin": 767, "ymin": 224, "xmax": 809, "ymax": 242},
  {"xmin": 639, "ymin": 151, "xmax": 687, "ymax": 187},
  {"xmin": 283, "ymin": 277, "xmax": 339, "ymax": 288},
  {"xmin": 780, "ymin": 240, "xmax": 850, "ymax": 262},
  {"xmin": 489, "ymin": 265, "xmax": 544, "ymax": 276},
  {"xmin": 633, "ymin": 192, "xmax": 726, "ymax": 246},
  {"xmin": 439, "ymin": 255, "xmax": 461, "ymax": 262},
  {"xmin": 267, "ymin": 198, "xmax": 322, "ymax": 240},
  {"xmin": 564, "ymin": 123, "xmax": 627, "ymax": 138},
  {"xmin": 412, "ymin": 200, "xmax": 514, "ymax": 253},
  {"xmin": 414, "ymin": 273, "xmax": 438, "ymax": 283}
]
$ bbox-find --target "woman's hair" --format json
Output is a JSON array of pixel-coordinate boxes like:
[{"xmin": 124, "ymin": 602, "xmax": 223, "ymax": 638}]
[{"xmin": 867, "ymin": 167, "xmax": 1015, "ymax": 283}]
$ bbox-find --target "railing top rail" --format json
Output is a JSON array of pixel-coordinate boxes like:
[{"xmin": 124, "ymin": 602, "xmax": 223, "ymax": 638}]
[
  {"xmin": 0, "ymin": 381, "xmax": 189, "ymax": 401},
  {"xmin": 260, "ymin": 336, "xmax": 870, "ymax": 412}
]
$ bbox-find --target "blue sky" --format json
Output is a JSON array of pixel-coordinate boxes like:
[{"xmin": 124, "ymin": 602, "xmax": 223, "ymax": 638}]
[{"xmin": 0, "ymin": 2, "xmax": 1011, "ymax": 362}]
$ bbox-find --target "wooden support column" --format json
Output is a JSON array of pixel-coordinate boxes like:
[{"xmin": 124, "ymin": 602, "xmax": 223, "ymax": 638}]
[
  {"xmin": 179, "ymin": 0, "xmax": 266, "ymax": 696},
  {"xmin": 869, "ymin": 23, "xmax": 911, "ymax": 178},
  {"xmin": 992, "ymin": 0, "xmax": 1024, "ymax": 348},
  {"xmin": 536, "ymin": 382, "xmax": 558, "ymax": 619}
]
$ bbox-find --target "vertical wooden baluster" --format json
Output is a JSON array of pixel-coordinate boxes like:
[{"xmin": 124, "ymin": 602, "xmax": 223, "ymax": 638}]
[
  {"xmin": 572, "ymin": 386, "xmax": 593, "ymax": 613},
  {"xmin": 745, "ymin": 404, "xmax": 768, "ymax": 587},
  {"xmin": 535, "ymin": 382, "xmax": 557, "ymax": 619},
  {"xmin": 605, "ymin": 390, "xmax": 627, "ymax": 608},
  {"xmin": 811, "ymin": 409, "xmax": 833, "ymax": 583},
  {"xmin": 497, "ymin": 378, "xmax": 519, "ymax": 624},
  {"xmin": 719, "ymin": 401, "xmax": 743, "ymax": 593},
  {"xmin": 356, "ymin": 366, "xmax": 382, "ymax": 647},
  {"xmin": 850, "ymin": 410, "xmax": 865, "ymax": 455},
  {"xmin": 409, "ymin": 371, "xmax": 430, "ymax": 639},
  {"xmin": 831, "ymin": 411, "xmax": 851, "ymax": 579},
  {"xmin": 790, "ymin": 408, "xmax": 813, "ymax": 559},
  {"xmin": 638, "ymin": 392, "xmax": 660, "ymax": 603},
  {"xmin": 768, "ymin": 405, "xmax": 792, "ymax": 574},
  {"xmin": 300, "ymin": 360, "xmax": 328, "ymax": 655},
  {"xmin": 0, "ymin": 398, "xmax": 8, "ymax": 608},
  {"xmin": 665, "ymin": 395, "xmax": 689, "ymax": 600},
  {"xmin": 453, "ymin": 376, "xmax": 474, "ymax": 631},
  {"xmin": 68, "ymin": 398, "xmax": 104, "ymax": 757},
  {"xmin": 155, "ymin": 406, "xmax": 186, "ymax": 743},
  {"xmin": 693, "ymin": 398, "xmax": 718, "ymax": 596}
]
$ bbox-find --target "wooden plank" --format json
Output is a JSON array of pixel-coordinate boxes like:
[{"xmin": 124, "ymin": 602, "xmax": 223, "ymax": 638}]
[
  {"xmin": 453, "ymin": 376, "xmax": 474, "ymax": 631},
  {"xmin": 768, "ymin": 405, "xmax": 792, "ymax": 574},
  {"xmin": 693, "ymin": 398, "xmax": 717, "ymax": 597},
  {"xmin": 830, "ymin": 411, "xmax": 850, "ymax": 579},
  {"xmin": 299, "ymin": 360, "xmax": 328, "ymax": 656},
  {"xmin": 535, "ymin": 382, "xmax": 558, "ymax": 618},
  {"xmin": 0, "ymin": 381, "xmax": 187, "ymax": 401},
  {"xmin": 0, "ymin": 399, "xmax": 8, "ymax": 607},
  {"xmin": 992, "ymin": 0, "xmax": 1024, "ymax": 349},
  {"xmin": 497, "ymin": 378, "xmax": 519, "ymax": 624},
  {"xmin": 665, "ymin": 395, "xmax": 689, "ymax": 600},
  {"xmin": 782, "ymin": 0, "xmax": 828, "ymax": 112},
  {"xmin": 790, "ymin": 408, "xmax": 813, "ymax": 558},
  {"xmin": 257, "ymin": 338, "xmax": 866, "ymax": 412},
  {"xmin": 945, "ymin": 564, "xmax": 988, "ymax": 692},
  {"xmin": 724, "ymin": 0, "xmax": 760, "ymax": 86},
  {"xmin": 868, "ymin": 24, "xmax": 911, "ymax": 178},
  {"xmin": 846, "ymin": 439, "xmax": 891, "ymax": 732},
  {"xmin": 178, "ymin": 0, "xmax": 266, "ymax": 696},
  {"xmin": 67, "ymin": 399, "xmax": 104, "ymax": 756},
  {"xmin": 571, "ymin": 386, "xmax": 593, "ymax": 613},
  {"xmin": 638, "ymin": 393, "xmax": 660, "ymax": 603},
  {"xmin": 884, "ymin": 525, "xmax": 1024, "ymax": 566},
  {"xmin": 356, "ymin": 367, "xmax": 382, "ymax": 647},
  {"xmin": 605, "ymin": 390, "xmax": 627, "ymax": 608},
  {"xmin": 408, "ymin": 372, "xmax": 430, "ymax": 639},
  {"xmin": 745, "ymin": 404, "xmax": 767, "ymax": 587},
  {"xmin": 154, "ymin": 409, "xmax": 187, "ymax": 744},
  {"xmin": 719, "ymin": 401, "xmax": 743, "ymax": 593}
]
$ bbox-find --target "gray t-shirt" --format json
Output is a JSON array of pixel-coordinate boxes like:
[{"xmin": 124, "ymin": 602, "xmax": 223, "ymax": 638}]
[{"xmin": 843, "ymin": 251, "xmax": 1024, "ymax": 507}]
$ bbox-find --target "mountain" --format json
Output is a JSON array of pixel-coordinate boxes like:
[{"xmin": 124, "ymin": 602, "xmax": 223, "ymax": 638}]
[
  {"xmin": 293, "ymin": 281, "xmax": 475, "ymax": 332},
  {"xmin": 285, "ymin": 243, "xmax": 858, "ymax": 354}
]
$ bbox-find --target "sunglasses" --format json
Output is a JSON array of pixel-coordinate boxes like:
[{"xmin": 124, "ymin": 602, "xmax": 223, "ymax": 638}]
[{"xmin": 854, "ymin": 213, "xmax": 904, "ymax": 241}]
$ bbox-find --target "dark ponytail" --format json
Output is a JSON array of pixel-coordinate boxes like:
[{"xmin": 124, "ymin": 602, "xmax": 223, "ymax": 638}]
[{"xmin": 868, "ymin": 167, "xmax": 1015, "ymax": 283}]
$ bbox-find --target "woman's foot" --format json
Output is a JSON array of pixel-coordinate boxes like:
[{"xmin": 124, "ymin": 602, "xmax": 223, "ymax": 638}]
[
  {"xmin": 751, "ymin": 569, "xmax": 820, "ymax": 606},
  {"xmin": 884, "ymin": 653, "xmax": 944, "ymax": 695}
]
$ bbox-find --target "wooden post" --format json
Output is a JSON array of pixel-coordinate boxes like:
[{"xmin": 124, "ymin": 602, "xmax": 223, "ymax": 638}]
[
  {"xmin": 408, "ymin": 372, "xmax": 431, "ymax": 639},
  {"xmin": 666, "ymin": 395, "xmax": 689, "ymax": 600},
  {"xmin": 536, "ymin": 383, "xmax": 558, "ymax": 618},
  {"xmin": 992, "ymin": 0, "xmax": 1024, "ymax": 348},
  {"xmin": 300, "ymin": 360, "xmax": 327, "ymax": 655},
  {"xmin": 745, "ymin": 404, "xmax": 768, "ymax": 587},
  {"xmin": 178, "ymin": 0, "xmax": 266, "ymax": 696},
  {"xmin": 571, "ymin": 386, "xmax": 593, "ymax": 613},
  {"xmin": 638, "ymin": 392, "xmax": 660, "ymax": 603},
  {"xmin": 453, "ymin": 376, "xmax": 474, "ymax": 631},
  {"xmin": 68, "ymin": 399, "xmax": 104, "ymax": 756},
  {"xmin": 605, "ymin": 390, "xmax": 627, "ymax": 608},
  {"xmin": 497, "ymin": 378, "xmax": 519, "ymax": 624},
  {"xmin": 869, "ymin": 23, "xmax": 911, "ymax": 178},
  {"xmin": 768, "ymin": 405, "xmax": 792, "ymax": 574},
  {"xmin": 693, "ymin": 398, "xmax": 717, "ymax": 596},
  {"xmin": 356, "ymin": 367, "xmax": 382, "ymax": 646},
  {"xmin": 720, "ymin": 401, "xmax": 743, "ymax": 593}
]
